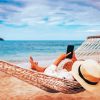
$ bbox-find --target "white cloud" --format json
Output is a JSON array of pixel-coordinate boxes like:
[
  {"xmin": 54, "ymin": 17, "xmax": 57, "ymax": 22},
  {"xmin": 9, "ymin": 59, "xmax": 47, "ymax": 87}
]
[{"xmin": 0, "ymin": 0, "xmax": 100, "ymax": 26}]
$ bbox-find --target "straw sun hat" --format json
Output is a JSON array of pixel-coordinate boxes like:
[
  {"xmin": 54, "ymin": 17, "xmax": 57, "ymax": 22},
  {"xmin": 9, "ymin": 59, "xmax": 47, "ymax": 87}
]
[{"xmin": 72, "ymin": 59, "xmax": 100, "ymax": 93}]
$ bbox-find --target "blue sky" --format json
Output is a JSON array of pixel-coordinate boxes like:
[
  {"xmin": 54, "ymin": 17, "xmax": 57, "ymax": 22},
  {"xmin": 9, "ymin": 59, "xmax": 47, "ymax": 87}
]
[{"xmin": 0, "ymin": 0, "xmax": 100, "ymax": 40}]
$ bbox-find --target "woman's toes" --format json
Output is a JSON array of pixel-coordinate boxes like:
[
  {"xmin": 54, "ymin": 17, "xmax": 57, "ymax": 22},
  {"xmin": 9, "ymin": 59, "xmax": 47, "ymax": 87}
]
[
  {"xmin": 35, "ymin": 62, "xmax": 38, "ymax": 65},
  {"xmin": 30, "ymin": 56, "xmax": 33, "ymax": 61}
]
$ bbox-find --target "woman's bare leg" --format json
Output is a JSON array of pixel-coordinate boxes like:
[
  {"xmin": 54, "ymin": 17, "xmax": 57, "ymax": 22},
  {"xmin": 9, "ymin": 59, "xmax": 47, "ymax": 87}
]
[{"xmin": 30, "ymin": 56, "xmax": 46, "ymax": 72}]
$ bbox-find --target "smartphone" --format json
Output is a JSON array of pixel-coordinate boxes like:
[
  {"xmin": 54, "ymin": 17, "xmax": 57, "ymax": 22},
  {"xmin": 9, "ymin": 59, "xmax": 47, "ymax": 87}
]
[{"xmin": 66, "ymin": 45, "xmax": 74, "ymax": 59}]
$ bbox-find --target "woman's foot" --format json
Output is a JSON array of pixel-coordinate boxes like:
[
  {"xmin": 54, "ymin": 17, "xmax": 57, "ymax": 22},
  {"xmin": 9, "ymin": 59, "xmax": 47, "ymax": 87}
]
[
  {"xmin": 30, "ymin": 56, "xmax": 38, "ymax": 70},
  {"xmin": 29, "ymin": 56, "xmax": 46, "ymax": 72}
]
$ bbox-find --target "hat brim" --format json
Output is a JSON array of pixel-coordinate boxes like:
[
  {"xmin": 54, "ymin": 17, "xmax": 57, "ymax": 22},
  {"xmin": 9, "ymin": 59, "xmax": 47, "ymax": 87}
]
[{"xmin": 71, "ymin": 61, "xmax": 100, "ymax": 93}]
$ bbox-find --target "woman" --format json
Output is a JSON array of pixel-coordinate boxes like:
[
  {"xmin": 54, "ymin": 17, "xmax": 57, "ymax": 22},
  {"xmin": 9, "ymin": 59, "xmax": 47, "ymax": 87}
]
[{"xmin": 29, "ymin": 52, "xmax": 77, "ymax": 80}]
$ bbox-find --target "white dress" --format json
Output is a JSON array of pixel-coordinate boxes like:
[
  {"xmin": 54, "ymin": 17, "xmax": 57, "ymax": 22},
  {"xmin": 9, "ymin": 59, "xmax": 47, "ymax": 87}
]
[{"xmin": 44, "ymin": 59, "xmax": 74, "ymax": 81}]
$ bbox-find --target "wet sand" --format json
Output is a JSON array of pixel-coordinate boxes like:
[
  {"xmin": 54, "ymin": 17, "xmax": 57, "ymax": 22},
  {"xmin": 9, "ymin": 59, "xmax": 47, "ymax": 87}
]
[{"xmin": 0, "ymin": 71, "xmax": 100, "ymax": 100}]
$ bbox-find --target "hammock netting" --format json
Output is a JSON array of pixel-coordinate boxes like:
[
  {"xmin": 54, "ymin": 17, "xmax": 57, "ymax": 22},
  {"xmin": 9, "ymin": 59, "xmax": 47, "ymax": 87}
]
[
  {"xmin": 75, "ymin": 37, "xmax": 100, "ymax": 63},
  {"xmin": 0, "ymin": 36, "xmax": 100, "ymax": 94}
]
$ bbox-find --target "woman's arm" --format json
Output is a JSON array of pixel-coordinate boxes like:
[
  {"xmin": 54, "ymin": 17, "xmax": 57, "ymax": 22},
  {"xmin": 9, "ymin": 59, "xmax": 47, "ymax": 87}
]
[
  {"xmin": 63, "ymin": 52, "xmax": 77, "ymax": 71},
  {"xmin": 53, "ymin": 53, "xmax": 71, "ymax": 66}
]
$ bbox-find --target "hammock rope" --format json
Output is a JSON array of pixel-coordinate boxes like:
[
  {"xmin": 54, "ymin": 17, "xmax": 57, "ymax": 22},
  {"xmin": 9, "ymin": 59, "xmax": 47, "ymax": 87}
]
[
  {"xmin": 0, "ymin": 36, "xmax": 100, "ymax": 94},
  {"xmin": 0, "ymin": 61, "xmax": 84, "ymax": 94}
]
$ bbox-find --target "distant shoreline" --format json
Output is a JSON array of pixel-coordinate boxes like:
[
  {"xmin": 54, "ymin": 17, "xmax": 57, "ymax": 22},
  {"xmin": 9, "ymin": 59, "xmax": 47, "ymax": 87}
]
[
  {"xmin": 0, "ymin": 38, "xmax": 4, "ymax": 41},
  {"xmin": 3, "ymin": 39, "xmax": 84, "ymax": 41}
]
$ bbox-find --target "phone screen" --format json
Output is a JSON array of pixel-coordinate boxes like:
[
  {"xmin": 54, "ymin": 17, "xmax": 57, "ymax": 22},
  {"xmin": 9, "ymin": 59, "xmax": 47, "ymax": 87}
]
[{"xmin": 66, "ymin": 45, "xmax": 74, "ymax": 59}]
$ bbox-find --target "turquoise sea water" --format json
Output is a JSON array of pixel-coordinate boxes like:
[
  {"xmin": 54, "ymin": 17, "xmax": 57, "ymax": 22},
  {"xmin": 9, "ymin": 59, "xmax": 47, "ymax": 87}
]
[{"xmin": 0, "ymin": 40, "xmax": 83, "ymax": 65}]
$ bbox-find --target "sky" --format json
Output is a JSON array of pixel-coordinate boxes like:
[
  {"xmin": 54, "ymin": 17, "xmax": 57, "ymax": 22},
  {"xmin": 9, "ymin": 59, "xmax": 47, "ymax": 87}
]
[{"xmin": 0, "ymin": 0, "xmax": 100, "ymax": 40}]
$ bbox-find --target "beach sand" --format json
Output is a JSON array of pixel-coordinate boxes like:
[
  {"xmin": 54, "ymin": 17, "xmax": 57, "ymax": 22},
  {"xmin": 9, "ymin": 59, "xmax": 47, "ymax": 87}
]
[{"xmin": 0, "ymin": 71, "xmax": 100, "ymax": 100}]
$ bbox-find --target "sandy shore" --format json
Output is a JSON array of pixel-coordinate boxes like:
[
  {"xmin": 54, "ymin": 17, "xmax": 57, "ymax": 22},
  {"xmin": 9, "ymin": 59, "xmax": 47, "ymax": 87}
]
[{"xmin": 0, "ymin": 71, "xmax": 100, "ymax": 100}]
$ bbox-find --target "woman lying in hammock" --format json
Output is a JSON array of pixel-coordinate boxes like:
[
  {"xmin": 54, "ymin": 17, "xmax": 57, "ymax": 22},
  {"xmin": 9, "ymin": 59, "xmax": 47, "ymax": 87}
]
[{"xmin": 29, "ymin": 52, "xmax": 77, "ymax": 81}]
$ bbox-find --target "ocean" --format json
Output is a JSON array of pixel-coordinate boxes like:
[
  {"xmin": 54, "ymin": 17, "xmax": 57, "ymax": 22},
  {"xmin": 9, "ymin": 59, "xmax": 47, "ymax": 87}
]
[{"xmin": 0, "ymin": 40, "xmax": 83, "ymax": 68}]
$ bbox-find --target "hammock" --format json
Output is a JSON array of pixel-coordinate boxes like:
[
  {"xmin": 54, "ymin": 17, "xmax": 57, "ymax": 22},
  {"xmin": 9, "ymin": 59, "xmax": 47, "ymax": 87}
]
[{"xmin": 0, "ymin": 36, "xmax": 100, "ymax": 94}]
